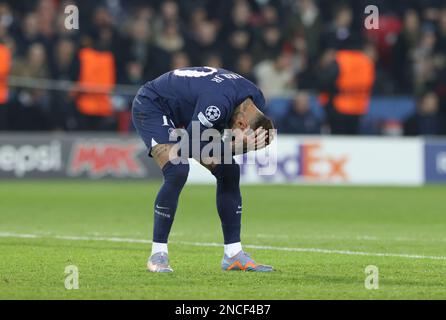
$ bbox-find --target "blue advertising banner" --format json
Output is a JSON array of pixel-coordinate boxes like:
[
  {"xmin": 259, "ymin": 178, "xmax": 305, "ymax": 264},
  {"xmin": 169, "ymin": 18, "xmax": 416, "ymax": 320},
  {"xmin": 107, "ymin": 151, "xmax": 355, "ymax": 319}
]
[{"xmin": 425, "ymin": 141, "xmax": 446, "ymax": 183}]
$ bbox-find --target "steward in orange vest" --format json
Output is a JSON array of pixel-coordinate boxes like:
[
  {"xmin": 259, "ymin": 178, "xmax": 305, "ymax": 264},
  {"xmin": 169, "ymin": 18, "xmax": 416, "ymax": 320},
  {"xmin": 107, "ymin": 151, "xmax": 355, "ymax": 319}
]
[
  {"xmin": 76, "ymin": 47, "xmax": 116, "ymax": 117},
  {"xmin": 0, "ymin": 43, "xmax": 11, "ymax": 130},
  {"xmin": 318, "ymin": 48, "xmax": 375, "ymax": 134}
]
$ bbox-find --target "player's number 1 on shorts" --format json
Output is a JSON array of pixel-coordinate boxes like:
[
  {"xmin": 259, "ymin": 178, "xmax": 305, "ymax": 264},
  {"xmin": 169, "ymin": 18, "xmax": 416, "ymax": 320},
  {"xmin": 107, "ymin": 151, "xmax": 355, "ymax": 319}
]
[{"xmin": 162, "ymin": 116, "xmax": 174, "ymax": 127}]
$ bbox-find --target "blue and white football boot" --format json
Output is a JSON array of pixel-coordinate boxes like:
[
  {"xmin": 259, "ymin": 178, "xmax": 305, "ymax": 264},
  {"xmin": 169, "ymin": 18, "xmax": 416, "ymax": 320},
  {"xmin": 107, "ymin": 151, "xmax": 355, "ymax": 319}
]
[{"xmin": 147, "ymin": 252, "xmax": 173, "ymax": 273}]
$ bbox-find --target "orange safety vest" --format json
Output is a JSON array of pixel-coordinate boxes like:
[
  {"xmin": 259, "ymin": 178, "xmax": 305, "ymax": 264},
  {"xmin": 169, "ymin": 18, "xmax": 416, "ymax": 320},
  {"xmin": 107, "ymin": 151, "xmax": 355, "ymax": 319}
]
[
  {"xmin": 77, "ymin": 48, "xmax": 116, "ymax": 116},
  {"xmin": 0, "ymin": 44, "xmax": 11, "ymax": 104},
  {"xmin": 332, "ymin": 50, "xmax": 375, "ymax": 115},
  {"xmin": 319, "ymin": 50, "xmax": 375, "ymax": 115}
]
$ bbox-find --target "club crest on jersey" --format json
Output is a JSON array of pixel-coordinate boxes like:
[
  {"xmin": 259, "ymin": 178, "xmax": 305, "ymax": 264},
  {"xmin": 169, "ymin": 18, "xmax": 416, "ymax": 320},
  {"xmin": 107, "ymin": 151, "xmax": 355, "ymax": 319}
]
[{"xmin": 205, "ymin": 106, "xmax": 221, "ymax": 122}]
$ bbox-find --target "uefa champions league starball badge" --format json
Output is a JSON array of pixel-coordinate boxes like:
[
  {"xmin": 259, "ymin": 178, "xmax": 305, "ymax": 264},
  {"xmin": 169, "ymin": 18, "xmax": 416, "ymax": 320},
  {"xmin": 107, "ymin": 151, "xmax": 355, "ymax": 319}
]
[{"xmin": 205, "ymin": 106, "xmax": 221, "ymax": 122}]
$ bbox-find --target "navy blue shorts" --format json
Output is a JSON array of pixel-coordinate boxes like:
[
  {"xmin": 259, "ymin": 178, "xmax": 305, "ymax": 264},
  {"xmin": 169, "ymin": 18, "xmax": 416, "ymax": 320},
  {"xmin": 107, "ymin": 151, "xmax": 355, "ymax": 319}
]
[{"xmin": 132, "ymin": 94, "xmax": 177, "ymax": 157}]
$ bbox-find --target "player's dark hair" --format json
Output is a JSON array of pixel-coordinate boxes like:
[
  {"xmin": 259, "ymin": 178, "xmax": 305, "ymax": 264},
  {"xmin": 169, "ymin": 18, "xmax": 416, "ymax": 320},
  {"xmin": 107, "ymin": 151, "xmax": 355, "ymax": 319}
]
[
  {"xmin": 229, "ymin": 99, "xmax": 275, "ymax": 133},
  {"xmin": 252, "ymin": 113, "xmax": 274, "ymax": 132},
  {"xmin": 251, "ymin": 113, "xmax": 274, "ymax": 144}
]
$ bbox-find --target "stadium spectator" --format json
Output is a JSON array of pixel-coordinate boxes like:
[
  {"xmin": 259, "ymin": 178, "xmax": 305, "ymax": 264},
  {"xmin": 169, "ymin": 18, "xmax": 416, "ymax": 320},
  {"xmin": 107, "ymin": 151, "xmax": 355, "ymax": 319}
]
[
  {"xmin": 118, "ymin": 16, "xmax": 170, "ymax": 80},
  {"xmin": 0, "ymin": 3, "xmax": 13, "ymax": 131},
  {"xmin": 259, "ymin": 4, "xmax": 280, "ymax": 26},
  {"xmin": 188, "ymin": 6, "xmax": 208, "ymax": 32},
  {"xmin": 254, "ymin": 52, "xmax": 296, "ymax": 98},
  {"xmin": 437, "ymin": 8, "xmax": 446, "ymax": 53},
  {"xmin": 10, "ymin": 43, "xmax": 50, "ymax": 130},
  {"xmin": 0, "ymin": 2, "xmax": 13, "ymax": 34},
  {"xmin": 412, "ymin": 27, "xmax": 438, "ymax": 94},
  {"xmin": 35, "ymin": 0, "xmax": 57, "ymax": 40},
  {"xmin": 170, "ymin": 51, "xmax": 190, "ymax": 69},
  {"xmin": 392, "ymin": 9, "xmax": 421, "ymax": 94},
  {"xmin": 15, "ymin": 13, "xmax": 44, "ymax": 57},
  {"xmin": 203, "ymin": 53, "xmax": 223, "ymax": 69},
  {"xmin": 223, "ymin": 28, "xmax": 253, "ymax": 69},
  {"xmin": 319, "ymin": 3, "xmax": 362, "ymax": 51},
  {"xmin": 278, "ymin": 91, "xmax": 321, "ymax": 134},
  {"xmin": 187, "ymin": 20, "xmax": 220, "ymax": 65},
  {"xmin": 253, "ymin": 25, "xmax": 283, "ymax": 63},
  {"xmin": 287, "ymin": 31, "xmax": 313, "ymax": 89},
  {"xmin": 155, "ymin": 22, "xmax": 184, "ymax": 54},
  {"xmin": 122, "ymin": 60, "xmax": 145, "ymax": 87},
  {"xmin": 0, "ymin": 40, "xmax": 11, "ymax": 131},
  {"xmin": 404, "ymin": 91, "xmax": 445, "ymax": 136},
  {"xmin": 75, "ymin": 36, "xmax": 116, "ymax": 131},
  {"xmin": 90, "ymin": 6, "xmax": 116, "ymax": 30},
  {"xmin": 153, "ymin": 0, "xmax": 181, "ymax": 34},
  {"xmin": 0, "ymin": 0, "xmax": 444, "ymax": 136},
  {"xmin": 285, "ymin": 0, "xmax": 321, "ymax": 61},
  {"xmin": 119, "ymin": 17, "xmax": 153, "ymax": 76},
  {"xmin": 48, "ymin": 38, "xmax": 79, "ymax": 130},
  {"xmin": 221, "ymin": 0, "xmax": 254, "ymax": 68},
  {"xmin": 234, "ymin": 53, "xmax": 256, "ymax": 83},
  {"xmin": 223, "ymin": 0, "xmax": 253, "ymax": 33}
]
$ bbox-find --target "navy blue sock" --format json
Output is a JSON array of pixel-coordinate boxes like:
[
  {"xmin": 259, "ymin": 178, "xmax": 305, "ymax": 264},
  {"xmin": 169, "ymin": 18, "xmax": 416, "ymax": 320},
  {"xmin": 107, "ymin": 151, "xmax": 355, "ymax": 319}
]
[
  {"xmin": 212, "ymin": 162, "xmax": 242, "ymax": 244},
  {"xmin": 153, "ymin": 162, "xmax": 189, "ymax": 243}
]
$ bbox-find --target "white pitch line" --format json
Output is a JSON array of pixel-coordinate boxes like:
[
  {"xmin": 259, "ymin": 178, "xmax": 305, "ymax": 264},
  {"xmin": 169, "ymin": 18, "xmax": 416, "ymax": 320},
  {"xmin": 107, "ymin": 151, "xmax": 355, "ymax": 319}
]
[
  {"xmin": 0, "ymin": 232, "xmax": 445, "ymax": 261},
  {"xmin": 253, "ymin": 233, "xmax": 446, "ymax": 242}
]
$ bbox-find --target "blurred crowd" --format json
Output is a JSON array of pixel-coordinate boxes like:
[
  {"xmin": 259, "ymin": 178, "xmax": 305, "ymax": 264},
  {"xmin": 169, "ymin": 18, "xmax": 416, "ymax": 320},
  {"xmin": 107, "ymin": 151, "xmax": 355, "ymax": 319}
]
[{"xmin": 0, "ymin": 0, "xmax": 445, "ymax": 135}]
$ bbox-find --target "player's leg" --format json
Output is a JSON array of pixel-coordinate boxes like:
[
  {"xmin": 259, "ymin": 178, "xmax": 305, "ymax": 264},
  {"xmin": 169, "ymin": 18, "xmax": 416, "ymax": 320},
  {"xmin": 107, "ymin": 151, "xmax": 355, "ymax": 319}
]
[
  {"xmin": 146, "ymin": 144, "xmax": 189, "ymax": 272},
  {"xmin": 202, "ymin": 160, "xmax": 274, "ymax": 272},
  {"xmin": 151, "ymin": 144, "xmax": 189, "ymax": 245},
  {"xmin": 132, "ymin": 97, "xmax": 188, "ymax": 272},
  {"xmin": 206, "ymin": 161, "xmax": 242, "ymax": 253}
]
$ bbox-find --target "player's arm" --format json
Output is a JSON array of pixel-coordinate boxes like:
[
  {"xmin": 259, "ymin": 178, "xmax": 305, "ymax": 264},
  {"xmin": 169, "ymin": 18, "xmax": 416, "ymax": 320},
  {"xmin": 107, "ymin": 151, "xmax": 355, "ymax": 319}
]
[
  {"xmin": 229, "ymin": 126, "xmax": 270, "ymax": 155},
  {"xmin": 182, "ymin": 94, "xmax": 231, "ymax": 163},
  {"xmin": 228, "ymin": 97, "xmax": 274, "ymax": 155},
  {"xmin": 202, "ymin": 97, "xmax": 272, "ymax": 158},
  {"xmin": 183, "ymin": 95, "xmax": 268, "ymax": 161}
]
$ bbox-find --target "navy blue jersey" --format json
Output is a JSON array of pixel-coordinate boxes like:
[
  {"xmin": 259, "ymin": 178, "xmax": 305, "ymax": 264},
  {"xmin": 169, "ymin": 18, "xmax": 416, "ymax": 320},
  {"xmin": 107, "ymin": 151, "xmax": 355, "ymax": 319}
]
[{"xmin": 137, "ymin": 67, "xmax": 266, "ymax": 132}]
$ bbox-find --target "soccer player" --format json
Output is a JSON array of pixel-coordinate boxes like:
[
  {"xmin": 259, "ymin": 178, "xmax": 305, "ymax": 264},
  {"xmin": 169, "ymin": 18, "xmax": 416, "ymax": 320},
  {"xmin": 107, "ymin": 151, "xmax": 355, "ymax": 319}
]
[{"xmin": 132, "ymin": 67, "xmax": 274, "ymax": 272}]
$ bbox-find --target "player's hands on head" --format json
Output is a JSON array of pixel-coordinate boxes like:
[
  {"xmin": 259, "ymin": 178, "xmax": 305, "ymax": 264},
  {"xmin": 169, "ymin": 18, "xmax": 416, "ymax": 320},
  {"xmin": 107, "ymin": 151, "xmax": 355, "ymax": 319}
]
[
  {"xmin": 243, "ymin": 127, "xmax": 271, "ymax": 152},
  {"xmin": 231, "ymin": 126, "xmax": 273, "ymax": 155}
]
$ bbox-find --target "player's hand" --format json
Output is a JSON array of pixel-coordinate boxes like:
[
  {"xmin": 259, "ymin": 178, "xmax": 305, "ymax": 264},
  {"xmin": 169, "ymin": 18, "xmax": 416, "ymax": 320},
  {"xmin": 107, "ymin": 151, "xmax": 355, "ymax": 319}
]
[
  {"xmin": 245, "ymin": 127, "xmax": 269, "ymax": 151},
  {"xmin": 231, "ymin": 127, "xmax": 273, "ymax": 154}
]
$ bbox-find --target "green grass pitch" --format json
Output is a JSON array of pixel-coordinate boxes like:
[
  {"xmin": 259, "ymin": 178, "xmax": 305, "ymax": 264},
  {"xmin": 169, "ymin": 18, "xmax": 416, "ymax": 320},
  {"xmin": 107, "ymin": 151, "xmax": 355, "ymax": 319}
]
[{"xmin": 0, "ymin": 181, "xmax": 445, "ymax": 299}]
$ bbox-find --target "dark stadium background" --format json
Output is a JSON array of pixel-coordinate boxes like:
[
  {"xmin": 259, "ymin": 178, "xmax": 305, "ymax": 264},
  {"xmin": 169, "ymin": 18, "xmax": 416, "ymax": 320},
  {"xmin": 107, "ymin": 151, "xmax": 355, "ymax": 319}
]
[{"xmin": 0, "ymin": 0, "xmax": 445, "ymax": 135}]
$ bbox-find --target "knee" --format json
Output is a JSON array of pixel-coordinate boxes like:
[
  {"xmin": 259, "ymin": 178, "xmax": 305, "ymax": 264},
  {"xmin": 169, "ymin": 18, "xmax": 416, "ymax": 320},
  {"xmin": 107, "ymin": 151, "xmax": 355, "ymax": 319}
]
[
  {"xmin": 212, "ymin": 163, "xmax": 240, "ymax": 184},
  {"xmin": 163, "ymin": 162, "xmax": 190, "ymax": 186}
]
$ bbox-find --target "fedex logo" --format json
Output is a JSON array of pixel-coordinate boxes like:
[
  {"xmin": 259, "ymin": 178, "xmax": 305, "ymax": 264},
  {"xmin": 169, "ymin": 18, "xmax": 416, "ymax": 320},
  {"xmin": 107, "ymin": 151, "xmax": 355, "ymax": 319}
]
[
  {"xmin": 241, "ymin": 142, "xmax": 348, "ymax": 182},
  {"xmin": 297, "ymin": 143, "xmax": 348, "ymax": 181},
  {"xmin": 69, "ymin": 141, "xmax": 146, "ymax": 178}
]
